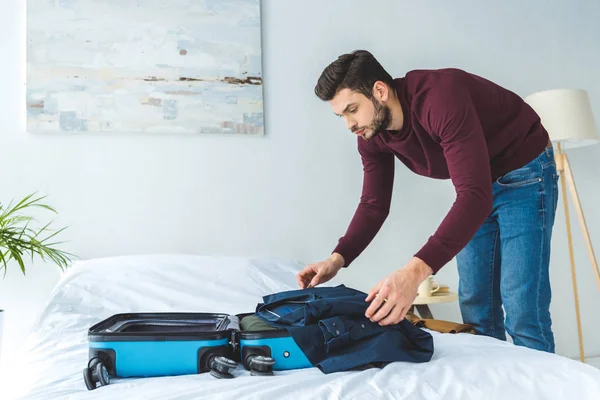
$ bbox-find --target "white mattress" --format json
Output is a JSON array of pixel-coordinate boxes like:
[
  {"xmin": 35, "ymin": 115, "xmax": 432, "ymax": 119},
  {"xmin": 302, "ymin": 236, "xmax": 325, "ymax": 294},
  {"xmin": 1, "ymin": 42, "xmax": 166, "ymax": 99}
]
[{"xmin": 3, "ymin": 254, "xmax": 600, "ymax": 400}]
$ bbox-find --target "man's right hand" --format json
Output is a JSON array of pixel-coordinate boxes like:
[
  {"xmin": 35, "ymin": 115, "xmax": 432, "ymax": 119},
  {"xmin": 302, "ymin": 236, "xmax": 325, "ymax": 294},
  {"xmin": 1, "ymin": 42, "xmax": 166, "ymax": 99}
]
[{"xmin": 296, "ymin": 253, "xmax": 345, "ymax": 289}]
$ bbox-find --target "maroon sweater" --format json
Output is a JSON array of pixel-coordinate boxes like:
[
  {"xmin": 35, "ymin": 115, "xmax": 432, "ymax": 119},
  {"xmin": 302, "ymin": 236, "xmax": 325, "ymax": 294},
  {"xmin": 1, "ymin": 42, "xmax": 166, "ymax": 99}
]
[{"xmin": 333, "ymin": 68, "xmax": 549, "ymax": 273}]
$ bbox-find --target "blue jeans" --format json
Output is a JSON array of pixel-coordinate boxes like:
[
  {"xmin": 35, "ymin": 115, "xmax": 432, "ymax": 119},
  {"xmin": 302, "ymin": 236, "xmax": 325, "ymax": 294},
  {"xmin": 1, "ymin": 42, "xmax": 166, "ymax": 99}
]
[{"xmin": 456, "ymin": 146, "xmax": 559, "ymax": 353}]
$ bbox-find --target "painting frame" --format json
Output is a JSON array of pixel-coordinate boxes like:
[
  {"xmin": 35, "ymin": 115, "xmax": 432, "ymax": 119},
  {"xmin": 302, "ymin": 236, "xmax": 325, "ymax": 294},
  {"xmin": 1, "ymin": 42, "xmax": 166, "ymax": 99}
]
[{"xmin": 26, "ymin": 0, "xmax": 265, "ymax": 136}]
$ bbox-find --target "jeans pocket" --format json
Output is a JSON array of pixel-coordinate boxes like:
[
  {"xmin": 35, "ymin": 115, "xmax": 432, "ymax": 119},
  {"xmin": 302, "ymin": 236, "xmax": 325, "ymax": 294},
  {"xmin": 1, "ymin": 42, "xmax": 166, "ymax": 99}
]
[{"xmin": 496, "ymin": 163, "xmax": 542, "ymax": 188}]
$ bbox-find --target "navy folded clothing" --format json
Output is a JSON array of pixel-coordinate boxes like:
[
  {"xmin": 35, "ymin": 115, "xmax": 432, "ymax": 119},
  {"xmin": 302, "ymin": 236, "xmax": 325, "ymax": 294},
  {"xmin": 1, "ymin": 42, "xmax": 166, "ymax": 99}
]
[{"xmin": 255, "ymin": 284, "xmax": 434, "ymax": 373}]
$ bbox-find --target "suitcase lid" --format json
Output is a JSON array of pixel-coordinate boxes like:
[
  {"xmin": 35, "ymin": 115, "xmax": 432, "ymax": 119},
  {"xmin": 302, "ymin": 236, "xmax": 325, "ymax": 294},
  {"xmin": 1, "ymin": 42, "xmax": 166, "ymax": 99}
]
[{"xmin": 88, "ymin": 312, "xmax": 239, "ymax": 342}]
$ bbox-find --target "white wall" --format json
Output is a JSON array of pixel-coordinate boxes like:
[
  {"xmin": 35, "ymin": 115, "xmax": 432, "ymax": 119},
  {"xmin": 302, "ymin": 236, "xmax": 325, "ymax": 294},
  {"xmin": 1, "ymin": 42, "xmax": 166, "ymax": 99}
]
[{"xmin": 1, "ymin": 0, "xmax": 599, "ymax": 368}]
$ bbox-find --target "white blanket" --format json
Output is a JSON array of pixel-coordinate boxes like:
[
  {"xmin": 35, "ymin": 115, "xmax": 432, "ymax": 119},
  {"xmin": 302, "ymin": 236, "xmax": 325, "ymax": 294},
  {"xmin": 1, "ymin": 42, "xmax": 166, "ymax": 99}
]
[{"xmin": 3, "ymin": 254, "xmax": 600, "ymax": 399}]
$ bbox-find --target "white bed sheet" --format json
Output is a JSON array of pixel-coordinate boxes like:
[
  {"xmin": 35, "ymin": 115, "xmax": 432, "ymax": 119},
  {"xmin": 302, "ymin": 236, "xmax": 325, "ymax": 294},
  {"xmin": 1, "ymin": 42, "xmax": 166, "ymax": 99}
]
[{"xmin": 2, "ymin": 254, "xmax": 600, "ymax": 400}]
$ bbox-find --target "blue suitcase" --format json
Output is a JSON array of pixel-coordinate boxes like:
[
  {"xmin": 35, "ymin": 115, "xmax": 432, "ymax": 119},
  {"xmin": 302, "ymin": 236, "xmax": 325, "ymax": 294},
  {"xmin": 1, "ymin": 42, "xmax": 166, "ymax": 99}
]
[{"xmin": 84, "ymin": 312, "xmax": 311, "ymax": 390}]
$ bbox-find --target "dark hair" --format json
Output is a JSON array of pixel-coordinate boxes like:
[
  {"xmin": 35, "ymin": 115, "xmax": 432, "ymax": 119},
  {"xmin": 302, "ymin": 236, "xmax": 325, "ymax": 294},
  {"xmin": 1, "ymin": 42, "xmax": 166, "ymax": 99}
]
[{"xmin": 314, "ymin": 50, "xmax": 395, "ymax": 101}]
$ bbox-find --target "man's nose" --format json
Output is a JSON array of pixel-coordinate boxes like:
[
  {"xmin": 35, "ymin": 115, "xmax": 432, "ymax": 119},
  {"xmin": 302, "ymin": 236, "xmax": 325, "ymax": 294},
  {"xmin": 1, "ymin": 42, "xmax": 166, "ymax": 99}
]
[{"xmin": 345, "ymin": 116, "xmax": 356, "ymax": 131}]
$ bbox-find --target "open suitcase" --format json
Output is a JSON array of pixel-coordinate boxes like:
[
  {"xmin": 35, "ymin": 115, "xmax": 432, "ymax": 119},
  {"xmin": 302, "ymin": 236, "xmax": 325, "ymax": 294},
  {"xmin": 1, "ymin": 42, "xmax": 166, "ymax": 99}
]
[{"xmin": 83, "ymin": 312, "xmax": 312, "ymax": 390}]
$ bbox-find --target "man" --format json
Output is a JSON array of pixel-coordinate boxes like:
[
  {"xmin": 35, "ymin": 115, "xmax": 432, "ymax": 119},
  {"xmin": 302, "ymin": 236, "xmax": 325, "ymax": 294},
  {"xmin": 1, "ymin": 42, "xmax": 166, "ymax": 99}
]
[{"xmin": 296, "ymin": 50, "xmax": 558, "ymax": 353}]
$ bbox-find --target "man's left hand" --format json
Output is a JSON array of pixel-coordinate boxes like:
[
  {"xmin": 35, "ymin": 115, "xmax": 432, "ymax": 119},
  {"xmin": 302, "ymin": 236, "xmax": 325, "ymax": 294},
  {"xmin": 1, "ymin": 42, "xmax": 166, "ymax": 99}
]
[{"xmin": 364, "ymin": 257, "xmax": 433, "ymax": 326}]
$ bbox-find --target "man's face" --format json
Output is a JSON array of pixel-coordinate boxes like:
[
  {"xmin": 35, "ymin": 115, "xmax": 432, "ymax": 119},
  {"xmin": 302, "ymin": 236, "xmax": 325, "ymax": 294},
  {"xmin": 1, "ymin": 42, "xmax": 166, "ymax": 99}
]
[{"xmin": 330, "ymin": 87, "xmax": 391, "ymax": 141}]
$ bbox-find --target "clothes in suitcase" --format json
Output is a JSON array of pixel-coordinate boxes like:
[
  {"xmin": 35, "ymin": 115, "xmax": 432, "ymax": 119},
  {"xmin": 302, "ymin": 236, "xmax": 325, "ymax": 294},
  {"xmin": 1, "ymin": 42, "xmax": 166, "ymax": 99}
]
[
  {"xmin": 83, "ymin": 312, "xmax": 311, "ymax": 390},
  {"xmin": 252, "ymin": 284, "xmax": 435, "ymax": 374},
  {"xmin": 84, "ymin": 285, "xmax": 435, "ymax": 390}
]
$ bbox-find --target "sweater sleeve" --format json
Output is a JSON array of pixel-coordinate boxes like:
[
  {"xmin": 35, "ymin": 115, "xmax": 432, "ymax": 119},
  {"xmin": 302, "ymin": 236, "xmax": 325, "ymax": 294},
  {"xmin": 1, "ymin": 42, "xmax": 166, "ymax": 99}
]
[
  {"xmin": 414, "ymin": 80, "xmax": 493, "ymax": 273},
  {"xmin": 333, "ymin": 139, "xmax": 395, "ymax": 267}
]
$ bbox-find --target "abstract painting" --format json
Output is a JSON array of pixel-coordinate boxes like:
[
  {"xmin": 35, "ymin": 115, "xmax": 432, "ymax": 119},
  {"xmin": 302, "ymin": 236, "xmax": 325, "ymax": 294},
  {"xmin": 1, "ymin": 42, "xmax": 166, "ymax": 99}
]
[{"xmin": 26, "ymin": 0, "xmax": 263, "ymax": 135}]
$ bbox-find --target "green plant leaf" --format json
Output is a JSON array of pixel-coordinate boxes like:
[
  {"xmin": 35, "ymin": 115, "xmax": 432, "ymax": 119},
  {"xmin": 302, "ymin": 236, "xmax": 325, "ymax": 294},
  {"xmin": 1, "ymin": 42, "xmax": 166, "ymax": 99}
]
[
  {"xmin": 0, "ymin": 250, "xmax": 9, "ymax": 278},
  {"xmin": 0, "ymin": 192, "xmax": 73, "ymax": 276}
]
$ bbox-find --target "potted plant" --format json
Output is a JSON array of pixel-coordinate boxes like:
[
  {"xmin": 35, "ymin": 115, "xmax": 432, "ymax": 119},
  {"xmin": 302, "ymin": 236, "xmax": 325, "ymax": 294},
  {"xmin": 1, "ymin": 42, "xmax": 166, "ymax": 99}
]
[{"xmin": 0, "ymin": 193, "xmax": 73, "ymax": 362}]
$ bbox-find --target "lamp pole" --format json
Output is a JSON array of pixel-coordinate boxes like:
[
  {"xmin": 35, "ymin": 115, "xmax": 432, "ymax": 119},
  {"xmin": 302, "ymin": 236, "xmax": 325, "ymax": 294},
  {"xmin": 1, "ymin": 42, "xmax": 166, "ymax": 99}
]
[{"xmin": 555, "ymin": 141, "xmax": 600, "ymax": 363}]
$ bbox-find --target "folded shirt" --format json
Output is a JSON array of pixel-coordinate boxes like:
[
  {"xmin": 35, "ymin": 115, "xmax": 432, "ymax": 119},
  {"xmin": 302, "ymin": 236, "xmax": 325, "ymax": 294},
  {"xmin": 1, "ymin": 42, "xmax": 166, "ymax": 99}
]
[
  {"xmin": 242, "ymin": 308, "xmax": 475, "ymax": 334},
  {"xmin": 253, "ymin": 284, "xmax": 434, "ymax": 374}
]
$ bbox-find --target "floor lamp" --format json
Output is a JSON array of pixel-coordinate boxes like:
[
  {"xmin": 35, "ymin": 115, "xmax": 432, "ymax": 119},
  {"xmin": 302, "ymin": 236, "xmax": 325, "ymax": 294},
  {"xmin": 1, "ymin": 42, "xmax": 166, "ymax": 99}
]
[{"xmin": 525, "ymin": 89, "xmax": 600, "ymax": 363}]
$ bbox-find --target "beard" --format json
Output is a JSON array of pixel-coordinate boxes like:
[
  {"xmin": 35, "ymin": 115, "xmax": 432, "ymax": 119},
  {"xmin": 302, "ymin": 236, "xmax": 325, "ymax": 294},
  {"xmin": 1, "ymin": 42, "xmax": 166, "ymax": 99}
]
[{"xmin": 360, "ymin": 100, "xmax": 392, "ymax": 140}]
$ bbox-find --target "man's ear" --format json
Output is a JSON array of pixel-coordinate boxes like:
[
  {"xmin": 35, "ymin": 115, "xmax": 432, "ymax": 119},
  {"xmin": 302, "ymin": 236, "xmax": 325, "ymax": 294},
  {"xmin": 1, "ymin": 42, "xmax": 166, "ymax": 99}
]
[{"xmin": 372, "ymin": 81, "xmax": 389, "ymax": 102}]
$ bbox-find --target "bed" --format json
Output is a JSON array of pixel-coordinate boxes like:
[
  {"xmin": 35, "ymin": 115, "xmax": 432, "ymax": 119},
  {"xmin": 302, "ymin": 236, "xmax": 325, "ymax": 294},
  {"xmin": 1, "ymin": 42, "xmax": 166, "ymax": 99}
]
[{"xmin": 3, "ymin": 254, "xmax": 600, "ymax": 399}]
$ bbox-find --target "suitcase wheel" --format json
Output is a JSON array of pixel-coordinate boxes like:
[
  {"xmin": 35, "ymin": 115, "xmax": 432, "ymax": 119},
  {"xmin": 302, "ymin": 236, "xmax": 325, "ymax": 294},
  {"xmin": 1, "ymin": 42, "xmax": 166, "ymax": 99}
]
[
  {"xmin": 83, "ymin": 357, "xmax": 110, "ymax": 390},
  {"xmin": 248, "ymin": 355, "xmax": 276, "ymax": 377},
  {"xmin": 209, "ymin": 355, "xmax": 238, "ymax": 379}
]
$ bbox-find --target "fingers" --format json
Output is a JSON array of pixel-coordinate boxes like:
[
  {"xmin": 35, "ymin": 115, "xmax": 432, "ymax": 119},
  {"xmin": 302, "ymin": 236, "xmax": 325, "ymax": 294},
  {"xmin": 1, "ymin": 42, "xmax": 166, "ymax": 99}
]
[
  {"xmin": 397, "ymin": 304, "xmax": 411, "ymax": 322},
  {"xmin": 308, "ymin": 269, "xmax": 324, "ymax": 288},
  {"xmin": 365, "ymin": 285, "xmax": 389, "ymax": 319},
  {"xmin": 298, "ymin": 261, "xmax": 341, "ymax": 289},
  {"xmin": 379, "ymin": 303, "xmax": 410, "ymax": 326},
  {"xmin": 378, "ymin": 304, "xmax": 399, "ymax": 326},
  {"xmin": 370, "ymin": 299, "xmax": 394, "ymax": 323},
  {"xmin": 297, "ymin": 274, "xmax": 307, "ymax": 289},
  {"xmin": 297, "ymin": 266, "xmax": 316, "ymax": 289},
  {"xmin": 365, "ymin": 281, "xmax": 383, "ymax": 302},
  {"xmin": 296, "ymin": 269, "xmax": 305, "ymax": 288}
]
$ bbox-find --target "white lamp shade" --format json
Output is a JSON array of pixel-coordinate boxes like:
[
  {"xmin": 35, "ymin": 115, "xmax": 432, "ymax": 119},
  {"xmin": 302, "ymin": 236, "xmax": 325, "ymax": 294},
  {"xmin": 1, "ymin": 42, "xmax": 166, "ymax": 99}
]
[{"xmin": 525, "ymin": 89, "xmax": 600, "ymax": 149}]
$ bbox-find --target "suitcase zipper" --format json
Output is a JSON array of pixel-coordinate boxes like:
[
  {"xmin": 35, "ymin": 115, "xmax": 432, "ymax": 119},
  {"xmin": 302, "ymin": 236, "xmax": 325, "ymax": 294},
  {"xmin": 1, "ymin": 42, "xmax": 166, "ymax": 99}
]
[{"xmin": 230, "ymin": 330, "xmax": 239, "ymax": 353}]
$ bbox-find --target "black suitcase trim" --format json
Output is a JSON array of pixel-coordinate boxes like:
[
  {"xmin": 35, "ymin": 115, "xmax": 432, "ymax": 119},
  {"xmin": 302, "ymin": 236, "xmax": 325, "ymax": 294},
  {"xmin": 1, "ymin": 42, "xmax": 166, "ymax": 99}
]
[
  {"xmin": 236, "ymin": 330, "xmax": 291, "ymax": 339},
  {"xmin": 88, "ymin": 312, "xmax": 235, "ymax": 342}
]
